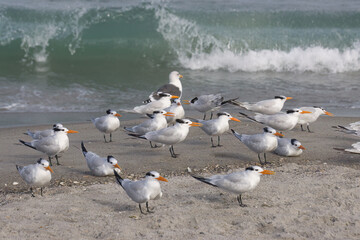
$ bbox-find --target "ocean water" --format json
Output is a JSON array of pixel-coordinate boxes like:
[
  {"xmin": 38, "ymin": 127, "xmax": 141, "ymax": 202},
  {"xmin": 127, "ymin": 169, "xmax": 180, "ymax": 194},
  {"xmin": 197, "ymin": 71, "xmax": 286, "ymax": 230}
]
[{"xmin": 0, "ymin": 0, "xmax": 359, "ymax": 127}]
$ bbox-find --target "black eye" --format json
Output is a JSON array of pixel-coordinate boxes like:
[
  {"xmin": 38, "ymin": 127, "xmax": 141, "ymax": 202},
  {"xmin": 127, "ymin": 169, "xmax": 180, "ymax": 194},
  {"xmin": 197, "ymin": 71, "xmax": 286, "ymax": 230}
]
[{"xmin": 255, "ymin": 169, "xmax": 258, "ymax": 171}]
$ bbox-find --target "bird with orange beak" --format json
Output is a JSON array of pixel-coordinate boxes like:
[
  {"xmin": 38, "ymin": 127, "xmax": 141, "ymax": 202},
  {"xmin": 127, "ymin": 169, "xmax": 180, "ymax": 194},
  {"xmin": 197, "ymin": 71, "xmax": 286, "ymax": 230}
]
[
  {"xmin": 193, "ymin": 165, "xmax": 274, "ymax": 207},
  {"xmin": 91, "ymin": 109, "xmax": 121, "ymax": 142},
  {"xmin": 298, "ymin": 106, "xmax": 334, "ymax": 132}
]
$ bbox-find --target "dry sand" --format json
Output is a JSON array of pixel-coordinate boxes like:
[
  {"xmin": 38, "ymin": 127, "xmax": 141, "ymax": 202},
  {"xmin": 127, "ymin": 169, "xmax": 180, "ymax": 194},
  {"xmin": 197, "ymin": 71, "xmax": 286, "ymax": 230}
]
[{"xmin": 0, "ymin": 115, "xmax": 359, "ymax": 239}]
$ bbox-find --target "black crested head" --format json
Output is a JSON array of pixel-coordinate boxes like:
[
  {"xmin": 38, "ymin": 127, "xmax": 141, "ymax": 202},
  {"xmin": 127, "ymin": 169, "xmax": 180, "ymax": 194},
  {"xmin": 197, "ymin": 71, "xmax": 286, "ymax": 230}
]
[
  {"xmin": 176, "ymin": 119, "xmax": 185, "ymax": 124},
  {"xmin": 190, "ymin": 97, "xmax": 198, "ymax": 103},
  {"xmin": 159, "ymin": 92, "xmax": 169, "ymax": 97},
  {"xmin": 107, "ymin": 155, "xmax": 114, "ymax": 162},
  {"xmin": 291, "ymin": 139, "xmax": 297, "ymax": 145},
  {"xmin": 275, "ymin": 96, "xmax": 285, "ymax": 100},
  {"xmin": 153, "ymin": 111, "xmax": 160, "ymax": 114},
  {"xmin": 146, "ymin": 172, "xmax": 155, "ymax": 177},
  {"xmin": 286, "ymin": 109, "xmax": 296, "ymax": 114},
  {"xmin": 263, "ymin": 127, "xmax": 270, "ymax": 133},
  {"xmin": 53, "ymin": 127, "xmax": 62, "ymax": 132},
  {"xmin": 246, "ymin": 166, "xmax": 255, "ymax": 171},
  {"xmin": 106, "ymin": 109, "xmax": 111, "ymax": 114},
  {"xmin": 37, "ymin": 158, "xmax": 43, "ymax": 164},
  {"xmin": 217, "ymin": 112, "xmax": 227, "ymax": 117}
]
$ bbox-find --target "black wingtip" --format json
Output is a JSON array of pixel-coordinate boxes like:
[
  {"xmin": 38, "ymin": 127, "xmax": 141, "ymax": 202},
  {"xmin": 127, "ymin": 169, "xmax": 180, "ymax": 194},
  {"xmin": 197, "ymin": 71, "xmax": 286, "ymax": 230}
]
[
  {"xmin": 19, "ymin": 139, "xmax": 36, "ymax": 150},
  {"xmin": 81, "ymin": 141, "xmax": 87, "ymax": 155},
  {"xmin": 231, "ymin": 129, "xmax": 236, "ymax": 134},
  {"xmin": 192, "ymin": 175, "xmax": 217, "ymax": 187},
  {"xmin": 114, "ymin": 170, "xmax": 124, "ymax": 187}
]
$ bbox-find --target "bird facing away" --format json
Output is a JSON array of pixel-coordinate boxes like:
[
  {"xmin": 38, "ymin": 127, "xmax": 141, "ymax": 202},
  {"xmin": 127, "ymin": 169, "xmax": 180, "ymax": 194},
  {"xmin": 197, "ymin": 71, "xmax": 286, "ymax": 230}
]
[
  {"xmin": 273, "ymin": 138, "xmax": 305, "ymax": 157},
  {"xmin": 297, "ymin": 106, "xmax": 334, "ymax": 132},
  {"xmin": 114, "ymin": 170, "xmax": 168, "ymax": 214},
  {"xmin": 16, "ymin": 158, "xmax": 54, "ymax": 197},
  {"xmin": 19, "ymin": 126, "xmax": 78, "ymax": 166},
  {"xmin": 144, "ymin": 71, "xmax": 183, "ymax": 103},
  {"xmin": 164, "ymin": 98, "xmax": 185, "ymax": 125},
  {"xmin": 183, "ymin": 93, "xmax": 238, "ymax": 120},
  {"xmin": 230, "ymin": 95, "xmax": 292, "ymax": 115},
  {"xmin": 81, "ymin": 141, "xmax": 121, "ymax": 176},
  {"xmin": 192, "ymin": 166, "xmax": 274, "ymax": 207},
  {"xmin": 231, "ymin": 127, "xmax": 284, "ymax": 165},
  {"xmin": 92, "ymin": 109, "xmax": 121, "ymax": 142},
  {"xmin": 142, "ymin": 119, "xmax": 202, "ymax": 158},
  {"xmin": 196, "ymin": 112, "xmax": 241, "ymax": 147},
  {"xmin": 134, "ymin": 93, "xmax": 179, "ymax": 115},
  {"xmin": 25, "ymin": 123, "xmax": 64, "ymax": 140}
]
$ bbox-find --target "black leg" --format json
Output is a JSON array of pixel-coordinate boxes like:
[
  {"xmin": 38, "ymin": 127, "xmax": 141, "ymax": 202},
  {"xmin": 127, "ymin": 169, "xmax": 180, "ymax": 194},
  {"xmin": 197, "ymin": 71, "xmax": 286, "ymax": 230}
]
[
  {"xmin": 210, "ymin": 112, "xmax": 213, "ymax": 120},
  {"xmin": 203, "ymin": 113, "xmax": 206, "ymax": 120},
  {"xmin": 40, "ymin": 187, "xmax": 43, "ymax": 196},
  {"xmin": 48, "ymin": 157, "xmax": 53, "ymax": 166},
  {"xmin": 301, "ymin": 124, "xmax": 305, "ymax": 131},
  {"xmin": 307, "ymin": 125, "xmax": 312, "ymax": 133},
  {"xmin": 217, "ymin": 136, "xmax": 222, "ymax": 147},
  {"xmin": 211, "ymin": 137, "xmax": 216, "ymax": 148},
  {"xmin": 55, "ymin": 155, "xmax": 60, "ymax": 165},
  {"xmin": 103, "ymin": 134, "xmax": 108, "ymax": 143},
  {"xmin": 30, "ymin": 187, "xmax": 35, "ymax": 197},
  {"xmin": 139, "ymin": 204, "xmax": 146, "ymax": 215},
  {"xmin": 146, "ymin": 202, "xmax": 154, "ymax": 213},
  {"xmin": 169, "ymin": 145, "xmax": 178, "ymax": 158},
  {"xmin": 110, "ymin": 133, "xmax": 113, "ymax": 142},
  {"xmin": 237, "ymin": 194, "xmax": 247, "ymax": 207},
  {"xmin": 258, "ymin": 153, "xmax": 263, "ymax": 165},
  {"xmin": 263, "ymin": 153, "xmax": 268, "ymax": 164}
]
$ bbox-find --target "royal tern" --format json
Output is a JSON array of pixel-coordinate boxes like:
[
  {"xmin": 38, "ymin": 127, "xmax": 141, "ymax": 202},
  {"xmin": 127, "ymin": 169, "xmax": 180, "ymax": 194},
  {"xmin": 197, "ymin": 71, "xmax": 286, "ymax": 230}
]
[
  {"xmin": 231, "ymin": 127, "xmax": 284, "ymax": 165},
  {"xmin": 92, "ymin": 109, "xmax": 121, "ymax": 142},
  {"xmin": 195, "ymin": 112, "xmax": 241, "ymax": 147},
  {"xmin": 16, "ymin": 158, "xmax": 53, "ymax": 197},
  {"xmin": 192, "ymin": 166, "xmax": 274, "ymax": 207},
  {"xmin": 333, "ymin": 121, "xmax": 360, "ymax": 137},
  {"xmin": 297, "ymin": 106, "xmax": 334, "ymax": 132},
  {"xmin": 144, "ymin": 71, "xmax": 183, "ymax": 103},
  {"xmin": 164, "ymin": 98, "xmax": 185, "ymax": 125},
  {"xmin": 81, "ymin": 142, "xmax": 121, "ymax": 176},
  {"xmin": 19, "ymin": 126, "xmax": 78, "ymax": 166},
  {"xmin": 183, "ymin": 93, "xmax": 237, "ymax": 120},
  {"xmin": 124, "ymin": 110, "xmax": 174, "ymax": 147},
  {"xmin": 229, "ymin": 96, "xmax": 292, "ymax": 115},
  {"xmin": 273, "ymin": 138, "xmax": 305, "ymax": 157},
  {"xmin": 129, "ymin": 119, "xmax": 202, "ymax": 158},
  {"xmin": 114, "ymin": 170, "xmax": 168, "ymax": 214},
  {"xmin": 134, "ymin": 93, "xmax": 179, "ymax": 115},
  {"xmin": 240, "ymin": 109, "xmax": 312, "ymax": 131},
  {"xmin": 25, "ymin": 123, "xmax": 64, "ymax": 139}
]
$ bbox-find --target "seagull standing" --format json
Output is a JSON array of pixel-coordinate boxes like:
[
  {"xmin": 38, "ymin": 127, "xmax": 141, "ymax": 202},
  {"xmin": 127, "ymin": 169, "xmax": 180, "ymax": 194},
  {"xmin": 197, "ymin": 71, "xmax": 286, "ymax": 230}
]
[
  {"xmin": 231, "ymin": 127, "xmax": 284, "ymax": 165},
  {"xmin": 81, "ymin": 142, "xmax": 121, "ymax": 176},
  {"xmin": 192, "ymin": 166, "xmax": 274, "ymax": 207},
  {"xmin": 92, "ymin": 109, "xmax": 121, "ymax": 142},
  {"xmin": 273, "ymin": 138, "xmax": 305, "ymax": 157},
  {"xmin": 25, "ymin": 123, "xmax": 64, "ymax": 139},
  {"xmin": 114, "ymin": 170, "xmax": 168, "ymax": 214},
  {"xmin": 230, "ymin": 96, "xmax": 292, "ymax": 114},
  {"xmin": 16, "ymin": 158, "xmax": 53, "ymax": 197},
  {"xmin": 298, "ymin": 106, "xmax": 334, "ymax": 132},
  {"xmin": 19, "ymin": 126, "xmax": 78, "ymax": 166},
  {"xmin": 196, "ymin": 112, "xmax": 241, "ymax": 147}
]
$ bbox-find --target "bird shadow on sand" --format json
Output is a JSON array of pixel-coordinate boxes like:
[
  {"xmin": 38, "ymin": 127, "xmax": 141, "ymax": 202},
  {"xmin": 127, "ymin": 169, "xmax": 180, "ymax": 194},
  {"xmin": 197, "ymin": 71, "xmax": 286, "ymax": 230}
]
[
  {"xmin": 92, "ymin": 198, "xmax": 134, "ymax": 212},
  {"xmin": 214, "ymin": 152, "xmax": 252, "ymax": 162}
]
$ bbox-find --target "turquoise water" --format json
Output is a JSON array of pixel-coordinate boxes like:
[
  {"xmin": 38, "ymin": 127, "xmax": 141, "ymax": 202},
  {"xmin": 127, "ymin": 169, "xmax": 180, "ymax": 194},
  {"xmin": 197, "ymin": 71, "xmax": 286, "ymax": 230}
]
[{"xmin": 0, "ymin": 0, "xmax": 359, "ymax": 126}]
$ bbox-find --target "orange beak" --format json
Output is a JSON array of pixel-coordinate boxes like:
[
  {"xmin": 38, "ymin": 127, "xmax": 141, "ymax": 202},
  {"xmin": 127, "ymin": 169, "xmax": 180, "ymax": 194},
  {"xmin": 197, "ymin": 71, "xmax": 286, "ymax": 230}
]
[
  {"xmin": 190, "ymin": 122, "xmax": 203, "ymax": 127},
  {"xmin": 182, "ymin": 100, "xmax": 190, "ymax": 105},
  {"xmin": 114, "ymin": 163, "xmax": 121, "ymax": 170},
  {"xmin": 325, "ymin": 111, "xmax": 334, "ymax": 116},
  {"xmin": 286, "ymin": 97, "xmax": 293, "ymax": 100},
  {"xmin": 67, "ymin": 130, "xmax": 79, "ymax": 133},
  {"xmin": 179, "ymin": 74, "xmax": 183, "ymax": 78},
  {"xmin": 274, "ymin": 132, "xmax": 284, "ymax": 137},
  {"xmin": 171, "ymin": 95, "xmax": 180, "ymax": 99},
  {"xmin": 230, "ymin": 117, "xmax": 241, "ymax": 122},
  {"xmin": 164, "ymin": 112, "xmax": 175, "ymax": 117},
  {"xmin": 298, "ymin": 145, "xmax": 306, "ymax": 150},
  {"xmin": 300, "ymin": 110, "xmax": 312, "ymax": 114},
  {"xmin": 115, "ymin": 113, "xmax": 122, "ymax": 117},
  {"xmin": 156, "ymin": 176, "xmax": 168, "ymax": 182},
  {"xmin": 260, "ymin": 169, "xmax": 275, "ymax": 175},
  {"xmin": 45, "ymin": 166, "xmax": 54, "ymax": 173}
]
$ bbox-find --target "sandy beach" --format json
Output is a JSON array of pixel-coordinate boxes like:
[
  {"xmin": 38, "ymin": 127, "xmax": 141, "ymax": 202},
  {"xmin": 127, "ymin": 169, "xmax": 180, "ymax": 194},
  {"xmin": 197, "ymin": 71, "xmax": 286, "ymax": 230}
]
[{"xmin": 0, "ymin": 115, "xmax": 359, "ymax": 239}]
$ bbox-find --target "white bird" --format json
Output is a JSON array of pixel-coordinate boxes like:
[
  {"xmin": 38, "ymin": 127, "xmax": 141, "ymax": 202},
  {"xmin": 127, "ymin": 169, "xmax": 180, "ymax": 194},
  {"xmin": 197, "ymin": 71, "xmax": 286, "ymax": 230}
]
[
  {"xmin": 81, "ymin": 142, "xmax": 121, "ymax": 176},
  {"xmin": 231, "ymin": 127, "xmax": 284, "ymax": 165},
  {"xmin": 230, "ymin": 95, "xmax": 292, "ymax": 115},
  {"xmin": 196, "ymin": 112, "xmax": 241, "ymax": 147},
  {"xmin": 183, "ymin": 93, "xmax": 237, "ymax": 120},
  {"xmin": 92, "ymin": 109, "xmax": 121, "ymax": 142},
  {"xmin": 124, "ymin": 110, "xmax": 174, "ymax": 147},
  {"xmin": 19, "ymin": 126, "xmax": 78, "ymax": 166},
  {"xmin": 192, "ymin": 166, "xmax": 274, "ymax": 207},
  {"xmin": 164, "ymin": 98, "xmax": 185, "ymax": 125},
  {"xmin": 16, "ymin": 158, "xmax": 54, "ymax": 197},
  {"xmin": 133, "ymin": 93, "xmax": 179, "ymax": 115},
  {"xmin": 144, "ymin": 71, "xmax": 183, "ymax": 102},
  {"xmin": 298, "ymin": 106, "xmax": 334, "ymax": 132},
  {"xmin": 130, "ymin": 119, "xmax": 202, "ymax": 158},
  {"xmin": 25, "ymin": 123, "xmax": 64, "ymax": 139},
  {"xmin": 273, "ymin": 138, "xmax": 305, "ymax": 157},
  {"xmin": 114, "ymin": 170, "xmax": 168, "ymax": 214},
  {"xmin": 240, "ymin": 109, "xmax": 312, "ymax": 131}
]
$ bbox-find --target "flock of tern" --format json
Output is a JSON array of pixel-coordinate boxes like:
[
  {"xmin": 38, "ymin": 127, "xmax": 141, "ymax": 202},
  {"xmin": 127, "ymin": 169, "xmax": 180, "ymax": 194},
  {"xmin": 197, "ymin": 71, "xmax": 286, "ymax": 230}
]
[{"xmin": 15, "ymin": 71, "xmax": 357, "ymax": 214}]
